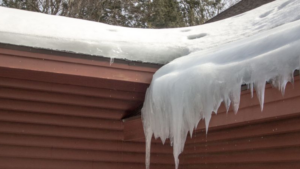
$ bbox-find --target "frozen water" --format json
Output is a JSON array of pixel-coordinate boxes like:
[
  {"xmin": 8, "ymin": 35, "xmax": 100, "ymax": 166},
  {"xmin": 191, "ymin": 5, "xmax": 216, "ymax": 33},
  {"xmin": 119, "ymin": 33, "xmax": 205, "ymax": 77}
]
[{"xmin": 141, "ymin": 0, "xmax": 300, "ymax": 169}]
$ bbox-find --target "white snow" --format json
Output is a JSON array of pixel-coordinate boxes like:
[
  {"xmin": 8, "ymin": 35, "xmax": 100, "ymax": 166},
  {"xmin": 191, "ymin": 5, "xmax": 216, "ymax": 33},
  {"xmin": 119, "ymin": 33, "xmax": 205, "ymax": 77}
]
[
  {"xmin": 141, "ymin": 0, "xmax": 300, "ymax": 169},
  {"xmin": 0, "ymin": 0, "xmax": 300, "ymax": 64}
]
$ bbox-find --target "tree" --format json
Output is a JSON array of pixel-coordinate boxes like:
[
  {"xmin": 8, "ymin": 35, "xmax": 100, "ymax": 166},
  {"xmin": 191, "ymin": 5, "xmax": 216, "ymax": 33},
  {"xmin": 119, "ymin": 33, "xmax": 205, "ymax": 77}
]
[
  {"xmin": 1, "ymin": 0, "xmax": 69, "ymax": 15},
  {"xmin": 179, "ymin": 0, "xmax": 224, "ymax": 26},
  {"xmin": 1, "ymin": 0, "xmax": 226, "ymax": 28},
  {"xmin": 147, "ymin": 0, "xmax": 184, "ymax": 28}
]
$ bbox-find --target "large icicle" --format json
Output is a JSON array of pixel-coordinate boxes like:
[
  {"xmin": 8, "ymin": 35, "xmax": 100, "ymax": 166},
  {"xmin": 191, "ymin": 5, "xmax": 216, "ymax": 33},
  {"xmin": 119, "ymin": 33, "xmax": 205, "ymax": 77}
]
[{"xmin": 142, "ymin": 8, "xmax": 300, "ymax": 169}]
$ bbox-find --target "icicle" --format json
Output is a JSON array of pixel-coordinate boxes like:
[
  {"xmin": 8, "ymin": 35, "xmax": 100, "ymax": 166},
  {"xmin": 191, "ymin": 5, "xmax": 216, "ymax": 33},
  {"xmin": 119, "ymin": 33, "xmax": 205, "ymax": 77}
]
[
  {"xmin": 213, "ymin": 100, "xmax": 222, "ymax": 114},
  {"xmin": 280, "ymin": 80, "xmax": 287, "ymax": 96},
  {"xmin": 270, "ymin": 74, "xmax": 292, "ymax": 96},
  {"xmin": 224, "ymin": 96, "xmax": 231, "ymax": 113},
  {"xmin": 145, "ymin": 129, "xmax": 152, "ymax": 169},
  {"xmin": 250, "ymin": 83, "xmax": 254, "ymax": 98},
  {"xmin": 229, "ymin": 85, "xmax": 241, "ymax": 114},
  {"xmin": 110, "ymin": 57, "xmax": 114, "ymax": 65},
  {"xmin": 291, "ymin": 70, "xmax": 295, "ymax": 84},
  {"xmin": 189, "ymin": 130, "xmax": 193, "ymax": 138},
  {"xmin": 174, "ymin": 153, "xmax": 179, "ymax": 169},
  {"xmin": 204, "ymin": 113, "xmax": 212, "ymax": 134},
  {"xmin": 273, "ymin": 75, "xmax": 290, "ymax": 96},
  {"xmin": 254, "ymin": 81, "xmax": 266, "ymax": 111}
]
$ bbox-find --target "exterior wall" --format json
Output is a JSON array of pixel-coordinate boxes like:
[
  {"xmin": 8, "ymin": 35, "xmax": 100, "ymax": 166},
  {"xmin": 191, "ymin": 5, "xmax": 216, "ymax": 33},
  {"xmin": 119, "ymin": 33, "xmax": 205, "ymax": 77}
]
[
  {"xmin": 0, "ymin": 44, "xmax": 175, "ymax": 169},
  {"xmin": 206, "ymin": 0, "xmax": 274, "ymax": 23},
  {"xmin": 0, "ymin": 76, "xmax": 175, "ymax": 169},
  {"xmin": 1, "ymin": 44, "xmax": 300, "ymax": 169}
]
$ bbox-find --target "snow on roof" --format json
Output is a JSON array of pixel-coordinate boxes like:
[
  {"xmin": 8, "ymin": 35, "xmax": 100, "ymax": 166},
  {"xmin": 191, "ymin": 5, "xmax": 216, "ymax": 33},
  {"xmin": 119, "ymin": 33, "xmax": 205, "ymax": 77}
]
[
  {"xmin": 140, "ymin": 0, "xmax": 300, "ymax": 169},
  {"xmin": 0, "ymin": 0, "xmax": 299, "ymax": 64}
]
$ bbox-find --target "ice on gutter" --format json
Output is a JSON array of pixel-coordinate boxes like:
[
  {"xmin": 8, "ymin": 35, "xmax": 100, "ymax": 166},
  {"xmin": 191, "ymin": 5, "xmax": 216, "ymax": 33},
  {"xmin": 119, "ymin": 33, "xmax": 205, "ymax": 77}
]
[
  {"xmin": 0, "ymin": 0, "xmax": 300, "ymax": 64},
  {"xmin": 141, "ymin": 0, "xmax": 300, "ymax": 169}
]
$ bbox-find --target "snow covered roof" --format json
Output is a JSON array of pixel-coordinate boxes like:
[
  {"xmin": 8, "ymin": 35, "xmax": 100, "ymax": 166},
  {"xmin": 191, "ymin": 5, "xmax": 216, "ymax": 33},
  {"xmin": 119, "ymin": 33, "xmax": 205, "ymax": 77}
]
[{"xmin": 1, "ymin": 0, "xmax": 300, "ymax": 64}]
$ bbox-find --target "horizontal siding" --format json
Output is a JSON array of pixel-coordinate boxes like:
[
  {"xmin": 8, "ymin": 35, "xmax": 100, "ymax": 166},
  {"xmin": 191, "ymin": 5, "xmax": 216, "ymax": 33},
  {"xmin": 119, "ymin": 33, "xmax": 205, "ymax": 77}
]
[
  {"xmin": 0, "ymin": 133, "xmax": 172, "ymax": 154},
  {"xmin": 183, "ymin": 147, "xmax": 300, "ymax": 164},
  {"xmin": 0, "ymin": 74, "xmax": 174, "ymax": 168},
  {"xmin": 184, "ymin": 131, "xmax": 300, "ymax": 154},
  {"xmin": 187, "ymin": 162, "xmax": 300, "ymax": 169},
  {"xmin": 0, "ymin": 157, "xmax": 175, "ymax": 169},
  {"xmin": 0, "ymin": 145, "xmax": 174, "ymax": 164},
  {"xmin": 0, "ymin": 98, "xmax": 124, "ymax": 119},
  {"xmin": 0, "ymin": 109, "xmax": 123, "ymax": 130},
  {"xmin": 186, "ymin": 116, "xmax": 300, "ymax": 144},
  {"xmin": 0, "ymin": 77, "xmax": 145, "ymax": 101},
  {"xmin": 0, "ymin": 87, "xmax": 140, "ymax": 110},
  {"xmin": 0, "ymin": 121, "xmax": 123, "ymax": 140},
  {"xmin": 1, "ymin": 45, "xmax": 300, "ymax": 169}
]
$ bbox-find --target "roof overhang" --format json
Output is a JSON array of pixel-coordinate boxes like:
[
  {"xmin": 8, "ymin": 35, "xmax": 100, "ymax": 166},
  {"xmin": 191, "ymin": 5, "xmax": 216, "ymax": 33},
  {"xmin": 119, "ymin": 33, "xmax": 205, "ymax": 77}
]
[{"xmin": 0, "ymin": 43, "xmax": 161, "ymax": 119}]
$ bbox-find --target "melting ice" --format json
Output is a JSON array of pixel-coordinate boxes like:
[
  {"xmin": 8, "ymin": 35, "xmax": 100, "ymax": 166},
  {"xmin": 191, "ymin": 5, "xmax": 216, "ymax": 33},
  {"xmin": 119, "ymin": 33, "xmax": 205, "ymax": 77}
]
[{"xmin": 142, "ymin": 0, "xmax": 300, "ymax": 169}]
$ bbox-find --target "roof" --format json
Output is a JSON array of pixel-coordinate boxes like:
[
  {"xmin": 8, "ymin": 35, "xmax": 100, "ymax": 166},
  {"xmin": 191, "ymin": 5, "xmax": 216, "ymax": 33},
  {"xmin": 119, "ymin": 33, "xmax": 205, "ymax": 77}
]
[
  {"xmin": 206, "ymin": 0, "xmax": 274, "ymax": 23},
  {"xmin": 1, "ymin": 0, "xmax": 299, "ymax": 64}
]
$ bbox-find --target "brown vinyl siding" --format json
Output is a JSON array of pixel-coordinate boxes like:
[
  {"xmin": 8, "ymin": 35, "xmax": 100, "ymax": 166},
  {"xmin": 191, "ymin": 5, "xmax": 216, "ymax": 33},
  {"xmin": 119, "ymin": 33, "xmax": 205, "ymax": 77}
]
[{"xmin": 1, "ymin": 43, "xmax": 300, "ymax": 169}]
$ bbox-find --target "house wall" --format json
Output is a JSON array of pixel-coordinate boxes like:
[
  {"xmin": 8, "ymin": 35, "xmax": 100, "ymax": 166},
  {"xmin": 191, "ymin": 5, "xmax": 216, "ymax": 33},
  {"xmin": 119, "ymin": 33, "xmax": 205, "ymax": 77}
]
[
  {"xmin": 0, "ymin": 44, "xmax": 175, "ymax": 169},
  {"xmin": 0, "ymin": 76, "xmax": 177, "ymax": 169},
  {"xmin": 1, "ymin": 44, "xmax": 300, "ymax": 169}
]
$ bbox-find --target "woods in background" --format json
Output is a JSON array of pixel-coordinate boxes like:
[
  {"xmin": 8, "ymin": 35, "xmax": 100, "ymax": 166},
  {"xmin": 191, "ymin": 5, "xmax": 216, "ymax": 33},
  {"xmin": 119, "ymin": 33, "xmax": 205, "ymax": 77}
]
[{"xmin": 1, "ymin": 0, "xmax": 237, "ymax": 28}]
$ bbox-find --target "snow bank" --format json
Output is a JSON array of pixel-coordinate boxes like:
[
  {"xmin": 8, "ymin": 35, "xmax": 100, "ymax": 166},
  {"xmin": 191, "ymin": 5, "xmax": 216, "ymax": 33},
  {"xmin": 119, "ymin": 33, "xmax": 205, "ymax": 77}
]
[
  {"xmin": 141, "ymin": 0, "xmax": 300, "ymax": 169},
  {"xmin": 1, "ymin": 0, "xmax": 300, "ymax": 64}
]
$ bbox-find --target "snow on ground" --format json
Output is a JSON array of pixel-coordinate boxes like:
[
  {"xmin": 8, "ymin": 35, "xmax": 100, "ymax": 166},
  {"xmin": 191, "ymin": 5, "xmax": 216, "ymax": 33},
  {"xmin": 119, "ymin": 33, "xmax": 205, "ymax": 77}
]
[
  {"xmin": 0, "ymin": 0, "xmax": 300, "ymax": 64},
  {"xmin": 140, "ymin": 0, "xmax": 300, "ymax": 169}
]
